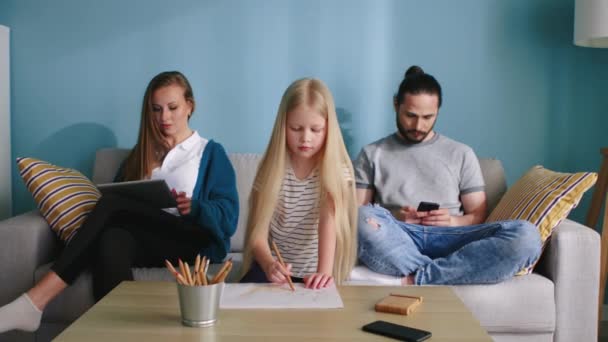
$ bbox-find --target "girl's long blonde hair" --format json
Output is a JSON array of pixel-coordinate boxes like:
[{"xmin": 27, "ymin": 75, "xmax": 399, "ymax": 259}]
[
  {"xmin": 122, "ymin": 71, "xmax": 196, "ymax": 181},
  {"xmin": 242, "ymin": 78, "xmax": 357, "ymax": 284}
]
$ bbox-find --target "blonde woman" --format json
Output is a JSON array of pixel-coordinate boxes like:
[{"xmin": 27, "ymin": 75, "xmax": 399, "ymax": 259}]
[{"xmin": 241, "ymin": 78, "xmax": 357, "ymax": 289}]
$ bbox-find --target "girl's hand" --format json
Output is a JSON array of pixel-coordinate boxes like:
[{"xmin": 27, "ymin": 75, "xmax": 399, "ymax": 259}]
[
  {"xmin": 172, "ymin": 189, "xmax": 192, "ymax": 216},
  {"xmin": 303, "ymin": 273, "xmax": 334, "ymax": 289},
  {"xmin": 264, "ymin": 259, "xmax": 292, "ymax": 285}
]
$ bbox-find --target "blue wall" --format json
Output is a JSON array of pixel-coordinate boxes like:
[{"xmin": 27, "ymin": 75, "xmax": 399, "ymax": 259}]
[{"xmin": 1, "ymin": 0, "xmax": 607, "ymax": 221}]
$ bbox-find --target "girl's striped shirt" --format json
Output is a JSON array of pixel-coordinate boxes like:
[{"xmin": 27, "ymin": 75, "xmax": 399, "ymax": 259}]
[{"xmin": 269, "ymin": 165, "xmax": 320, "ymax": 278}]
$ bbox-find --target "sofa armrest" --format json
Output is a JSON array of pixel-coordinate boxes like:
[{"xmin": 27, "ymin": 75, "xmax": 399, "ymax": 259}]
[
  {"xmin": 0, "ymin": 211, "xmax": 59, "ymax": 304},
  {"xmin": 535, "ymin": 218, "xmax": 600, "ymax": 342}
]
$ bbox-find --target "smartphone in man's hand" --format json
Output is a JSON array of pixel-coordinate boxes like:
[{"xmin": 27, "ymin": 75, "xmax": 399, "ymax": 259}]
[{"xmin": 417, "ymin": 201, "xmax": 439, "ymax": 212}]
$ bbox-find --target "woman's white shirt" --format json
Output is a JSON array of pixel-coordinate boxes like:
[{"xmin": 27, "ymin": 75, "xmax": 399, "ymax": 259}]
[{"xmin": 150, "ymin": 131, "xmax": 207, "ymax": 215}]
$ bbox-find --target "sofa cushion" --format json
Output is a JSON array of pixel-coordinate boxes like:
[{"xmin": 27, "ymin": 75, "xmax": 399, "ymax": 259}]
[
  {"xmin": 487, "ymin": 166, "xmax": 597, "ymax": 274},
  {"xmin": 91, "ymin": 148, "xmax": 129, "ymax": 184},
  {"xmin": 479, "ymin": 158, "xmax": 507, "ymax": 214},
  {"xmin": 17, "ymin": 157, "xmax": 101, "ymax": 243},
  {"xmin": 347, "ymin": 265, "xmax": 402, "ymax": 285},
  {"xmin": 451, "ymin": 274, "xmax": 555, "ymax": 334},
  {"xmin": 490, "ymin": 333, "xmax": 553, "ymax": 342},
  {"xmin": 226, "ymin": 154, "xmax": 260, "ymax": 252}
]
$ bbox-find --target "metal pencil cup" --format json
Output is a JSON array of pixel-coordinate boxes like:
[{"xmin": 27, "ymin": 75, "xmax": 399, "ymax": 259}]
[{"xmin": 177, "ymin": 282, "xmax": 224, "ymax": 327}]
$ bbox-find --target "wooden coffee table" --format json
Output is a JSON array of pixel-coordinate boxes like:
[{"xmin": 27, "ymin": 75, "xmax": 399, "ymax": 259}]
[{"xmin": 54, "ymin": 281, "xmax": 491, "ymax": 341}]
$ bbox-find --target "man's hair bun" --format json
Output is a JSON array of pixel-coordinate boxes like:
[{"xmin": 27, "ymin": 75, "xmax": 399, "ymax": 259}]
[{"xmin": 404, "ymin": 65, "xmax": 424, "ymax": 79}]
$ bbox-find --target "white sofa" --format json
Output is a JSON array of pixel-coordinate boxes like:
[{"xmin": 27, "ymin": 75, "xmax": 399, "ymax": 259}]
[{"xmin": 0, "ymin": 148, "xmax": 600, "ymax": 342}]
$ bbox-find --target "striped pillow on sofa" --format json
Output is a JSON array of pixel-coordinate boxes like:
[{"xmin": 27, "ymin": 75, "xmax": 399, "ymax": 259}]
[
  {"xmin": 17, "ymin": 157, "xmax": 100, "ymax": 242},
  {"xmin": 486, "ymin": 165, "xmax": 597, "ymax": 274}
]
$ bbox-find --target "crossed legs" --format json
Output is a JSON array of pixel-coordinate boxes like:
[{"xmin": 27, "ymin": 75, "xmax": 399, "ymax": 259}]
[
  {"xmin": 357, "ymin": 204, "xmax": 542, "ymax": 285},
  {"xmin": 0, "ymin": 194, "xmax": 209, "ymax": 333}
]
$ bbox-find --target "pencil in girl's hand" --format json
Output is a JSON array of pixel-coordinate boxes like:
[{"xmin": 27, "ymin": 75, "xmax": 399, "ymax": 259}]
[{"xmin": 271, "ymin": 240, "xmax": 295, "ymax": 291}]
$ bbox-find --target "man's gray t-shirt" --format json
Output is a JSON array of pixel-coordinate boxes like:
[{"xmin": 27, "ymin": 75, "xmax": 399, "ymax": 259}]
[{"xmin": 354, "ymin": 133, "xmax": 484, "ymax": 217}]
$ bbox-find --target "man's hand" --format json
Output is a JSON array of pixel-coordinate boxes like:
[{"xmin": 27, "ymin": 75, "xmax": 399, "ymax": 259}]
[
  {"xmin": 399, "ymin": 206, "xmax": 421, "ymax": 224},
  {"xmin": 418, "ymin": 208, "xmax": 453, "ymax": 226},
  {"xmin": 400, "ymin": 206, "xmax": 454, "ymax": 226}
]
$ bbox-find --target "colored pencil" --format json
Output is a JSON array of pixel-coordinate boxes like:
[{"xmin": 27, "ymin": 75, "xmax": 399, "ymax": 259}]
[
  {"xmin": 271, "ymin": 240, "xmax": 295, "ymax": 291},
  {"xmin": 194, "ymin": 254, "xmax": 201, "ymax": 285},
  {"xmin": 164, "ymin": 260, "xmax": 187, "ymax": 285},
  {"xmin": 184, "ymin": 261, "xmax": 194, "ymax": 285},
  {"xmin": 211, "ymin": 258, "xmax": 233, "ymax": 284}
]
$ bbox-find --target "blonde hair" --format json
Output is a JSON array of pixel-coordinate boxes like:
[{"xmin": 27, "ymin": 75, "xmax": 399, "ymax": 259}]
[
  {"xmin": 242, "ymin": 78, "xmax": 357, "ymax": 283},
  {"xmin": 122, "ymin": 71, "xmax": 196, "ymax": 181}
]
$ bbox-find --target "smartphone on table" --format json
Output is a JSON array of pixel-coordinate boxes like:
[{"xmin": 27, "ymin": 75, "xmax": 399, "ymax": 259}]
[
  {"xmin": 417, "ymin": 201, "xmax": 439, "ymax": 212},
  {"xmin": 362, "ymin": 320, "xmax": 432, "ymax": 341}
]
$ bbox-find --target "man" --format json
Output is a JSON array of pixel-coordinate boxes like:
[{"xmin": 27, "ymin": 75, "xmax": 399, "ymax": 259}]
[{"xmin": 354, "ymin": 65, "xmax": 541, "ymax": 285}]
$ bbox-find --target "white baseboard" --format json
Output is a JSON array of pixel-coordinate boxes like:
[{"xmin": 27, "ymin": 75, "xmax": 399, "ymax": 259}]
[{"xmin": 603, "ymin": 305, "xmax": 608, "ymax": 321}]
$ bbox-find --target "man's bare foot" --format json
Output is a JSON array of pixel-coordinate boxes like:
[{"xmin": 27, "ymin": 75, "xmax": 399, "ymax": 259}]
[{"xmin": 401, "ymin": 274, "xmax": 415, "ymax": 286}]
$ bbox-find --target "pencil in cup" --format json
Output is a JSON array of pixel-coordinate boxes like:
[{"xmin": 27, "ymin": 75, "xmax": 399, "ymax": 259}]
[
  {"xmin": 270, "ymin": 240, "xmax": 295, "ymax": 291},
  {"xmin": 194, "ymin": 254, "xmax": 201, "ymax": 285},
  {"xmin": 165, "ymin": 260, "xmax": 188, "ymax": 285},
  {"xmin": 165, "ymin": 256, "xmax": 233, "ymax": 286},
  {"xmin": 184, "ymin": 261, "xmax": 194, "ymax": 285},
  {"xmin": 204, "ymin": 258, "xmax": 211, "ymax": 283},
  {"xmin": 210, "ymin": 258, "xmax": 233, "ymax": 284}
]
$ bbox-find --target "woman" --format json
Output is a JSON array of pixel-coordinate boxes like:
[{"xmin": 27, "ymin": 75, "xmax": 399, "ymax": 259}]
[{"xmin": 0, "ymin": 71, "xmax": 239, "ymax": 333}]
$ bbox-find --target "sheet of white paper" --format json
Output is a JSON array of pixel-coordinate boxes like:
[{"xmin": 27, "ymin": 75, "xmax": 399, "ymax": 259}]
[{"xmin": 220, "ymin": 283, "xmax": 344, "ymax": 309}]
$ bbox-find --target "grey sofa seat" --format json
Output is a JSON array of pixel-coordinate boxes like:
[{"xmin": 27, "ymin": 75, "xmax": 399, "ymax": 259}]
[
  {"xmin": 0, "ymin": 148, "xmax": 600, "ymax": 342},
  {"xmin": 452, "ymin": 274, "xmax": 555, "ymax": 333}
]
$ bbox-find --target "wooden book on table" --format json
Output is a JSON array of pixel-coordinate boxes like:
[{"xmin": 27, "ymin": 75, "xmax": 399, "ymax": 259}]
[{"xmin": 375, "ymin": 293, "xmax": 423, "ymax": 315}]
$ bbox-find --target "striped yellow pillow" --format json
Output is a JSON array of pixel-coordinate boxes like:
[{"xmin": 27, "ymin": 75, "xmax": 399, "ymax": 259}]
[
  {"xmin": 17, "ymin": 157, "xmax": 101, "ymax": 243},
  {"xmin": 487, "ymin": 165, "xmax": 597, "ymax": 274}
]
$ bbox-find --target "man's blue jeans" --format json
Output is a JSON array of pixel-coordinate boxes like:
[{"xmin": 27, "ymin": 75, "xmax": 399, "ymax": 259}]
[{"xmin": 357, "ymin": 205, "xmax": 542, "ymax": 285}]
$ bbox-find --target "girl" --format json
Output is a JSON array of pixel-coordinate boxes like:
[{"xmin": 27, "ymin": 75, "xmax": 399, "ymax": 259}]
[
  {"xmin": 241, "ymin": 78, "xmax": 357, "ymax": 289},
  {"xmin": 0, "ymin": 71, "xmax": 239, "ymax": 333}
]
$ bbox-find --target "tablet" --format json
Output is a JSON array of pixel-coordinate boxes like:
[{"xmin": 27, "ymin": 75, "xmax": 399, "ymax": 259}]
[{"xmin": 97, "ymin": 179, "xmax": 177, "ymax": 209}]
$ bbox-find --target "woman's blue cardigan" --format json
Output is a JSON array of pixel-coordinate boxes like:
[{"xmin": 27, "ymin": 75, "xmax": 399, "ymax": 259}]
[{"xmin": 187, "ymin": 140, "xmax": 239, "ymax": 261}]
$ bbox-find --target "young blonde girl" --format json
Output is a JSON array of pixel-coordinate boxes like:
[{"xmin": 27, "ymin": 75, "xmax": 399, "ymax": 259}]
[{"xmin": 241, "ymin": 78, "xmax": 357, "ymax": 288}]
